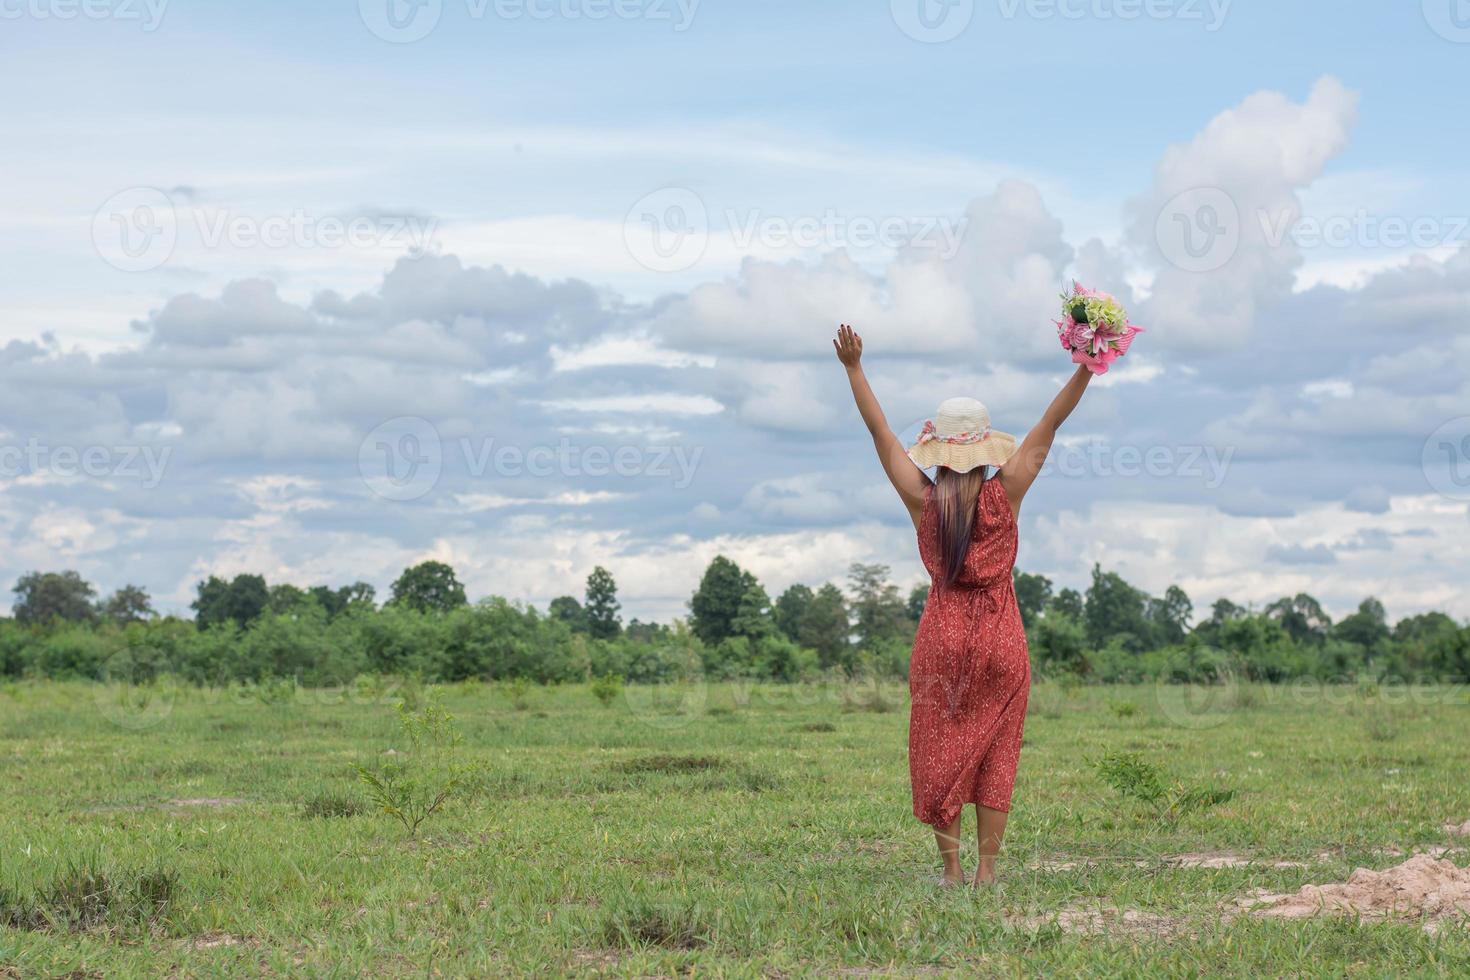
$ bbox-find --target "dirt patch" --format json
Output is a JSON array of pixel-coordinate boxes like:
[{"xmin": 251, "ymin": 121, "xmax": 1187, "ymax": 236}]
[
  {"xmin": 1166, "ymin": 852, "xmax": 1256, "ymax": 869},
  {"xmin": 1238, "ymin": 855, "xmax": 1470, "ymax": 931},
  {"xmin": 1026, "ymin": 851, "xmax": 1327, "ymax": 872},
  {"xmin": 186, "ymin": 932, "xmax": 253, "ymax": 950},
  {"xmin": 569, "ymin": 949, "xmax": 623, "ymax": 971},
  {"xmin": 1444, "ymin": 820, "xmax": 1470, "ymax": 838},
  {"xmin": 1008, "ymin": 902, "xmax": 1185, "ymax": 936},
  {"xmin": 169, "ymin": 798, "xmax": 247, "ymax": 809},
  {"xmin": 1373, "ymin": 844, "xmax": 1455, "ymax": 859}
]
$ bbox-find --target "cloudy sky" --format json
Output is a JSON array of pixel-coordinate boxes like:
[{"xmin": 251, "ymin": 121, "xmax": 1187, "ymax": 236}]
[{"xmin": 2, "ymin": 1, "xmax": 1468, "ymax": 623}]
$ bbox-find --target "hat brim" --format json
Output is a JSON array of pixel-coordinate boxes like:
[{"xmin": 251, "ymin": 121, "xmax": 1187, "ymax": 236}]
[{"xmin": 907, "ymin": 432, "xmax": 1018, "ymax": 472}]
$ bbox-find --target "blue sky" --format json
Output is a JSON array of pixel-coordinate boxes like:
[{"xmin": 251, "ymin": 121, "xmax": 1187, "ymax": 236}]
[{"xmin": 2, "ymin": 1, "xmax": 1468, "ymax": 622}]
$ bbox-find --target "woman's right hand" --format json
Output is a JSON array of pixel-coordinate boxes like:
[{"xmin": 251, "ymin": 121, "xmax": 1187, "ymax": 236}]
[{"xmin": 833, "ymin": 323, "xmax": 863, "ymax": 369}]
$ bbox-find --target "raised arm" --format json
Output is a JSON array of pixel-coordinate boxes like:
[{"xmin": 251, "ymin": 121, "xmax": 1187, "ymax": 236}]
[
  {"xmin": 833, "ymin": 324, "xmax": 929, "ymax": 529},
  {"xmin": 999, "ymin": 364, "xmax": 1092, "ymax": 517}
]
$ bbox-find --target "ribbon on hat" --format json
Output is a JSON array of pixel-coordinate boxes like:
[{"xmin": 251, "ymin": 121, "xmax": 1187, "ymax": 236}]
[{"xmin": 915, "ymin": 420, "xmax": 992, "ymax": 445}]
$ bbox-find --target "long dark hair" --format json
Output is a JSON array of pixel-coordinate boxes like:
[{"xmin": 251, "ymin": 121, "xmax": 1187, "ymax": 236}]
[{"xmin": 934, "ymin": 465, "xmax": 990, "ymax": 585}]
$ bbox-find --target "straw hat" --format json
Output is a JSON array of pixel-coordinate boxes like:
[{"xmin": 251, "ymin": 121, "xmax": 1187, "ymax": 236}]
[{"xmin": 907, "ymin": 397, "xmax": 1018, "ymax": 472}]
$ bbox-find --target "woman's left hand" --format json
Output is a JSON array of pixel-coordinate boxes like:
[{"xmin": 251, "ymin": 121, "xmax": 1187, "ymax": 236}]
[{"xmin": 833, "ymin": 323, "xmax": 863, "ymax": 368}]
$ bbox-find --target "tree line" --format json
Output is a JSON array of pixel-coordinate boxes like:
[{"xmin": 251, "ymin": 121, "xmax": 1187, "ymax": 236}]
[{"xmin": 2, "ymin": 559, "xmax": 1467, "ymax": 685}]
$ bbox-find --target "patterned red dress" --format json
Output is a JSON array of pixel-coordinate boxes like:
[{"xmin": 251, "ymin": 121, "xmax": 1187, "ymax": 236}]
[{"xmin": 909, "ymin": 476, "xmax": 1030, "ymax": 826}]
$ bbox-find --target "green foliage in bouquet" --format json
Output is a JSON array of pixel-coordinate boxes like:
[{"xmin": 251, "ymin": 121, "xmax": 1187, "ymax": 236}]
[{"xmin": 1061, "ymin": 287, "xmax": 1129, "ymax": 331}]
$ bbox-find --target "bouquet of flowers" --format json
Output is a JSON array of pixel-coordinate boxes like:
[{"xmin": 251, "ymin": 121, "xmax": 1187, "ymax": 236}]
[{"xmin": 1055, "ymin": 282, "xmax": 1143, "ymax": 375}]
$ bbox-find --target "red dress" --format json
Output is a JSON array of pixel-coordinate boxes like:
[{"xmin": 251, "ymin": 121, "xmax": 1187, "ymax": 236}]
[{"xmin": 909, "ymin": 476, "xmax": 1030, "ymax": 826}]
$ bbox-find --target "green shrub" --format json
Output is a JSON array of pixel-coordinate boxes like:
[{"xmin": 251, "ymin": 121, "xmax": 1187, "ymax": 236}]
[
  {"xmin": 590, "ymin": 673, "xmax": 624, "ymax": 706},
  {"xmin": 1093, "ymin": 751, "xmax": 1235, "ymax": 822},
  {"xmin": 356, "ymin": 693, "xmax": 481, "ymax": 838}
]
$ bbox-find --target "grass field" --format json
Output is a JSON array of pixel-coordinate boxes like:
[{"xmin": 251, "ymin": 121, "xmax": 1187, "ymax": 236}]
[{"xmin": 1, "ymin": 677, "xmax": 1468, "ymax": 977}]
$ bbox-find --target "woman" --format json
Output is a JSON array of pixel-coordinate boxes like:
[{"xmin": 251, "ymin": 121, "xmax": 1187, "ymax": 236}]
[{"xmin": 832, "ymin": 323, "xmax": 1092, "ymax": 887}]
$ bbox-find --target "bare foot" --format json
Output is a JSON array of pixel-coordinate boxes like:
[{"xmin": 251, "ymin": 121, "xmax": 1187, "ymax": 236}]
[{"xmin": 939, "ymin": 869, "xmax": 965, "ymax": 888}]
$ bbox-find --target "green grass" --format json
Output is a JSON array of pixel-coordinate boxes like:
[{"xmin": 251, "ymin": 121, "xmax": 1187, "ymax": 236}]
[{"xmin": 1, "ymin": 678, "xmax": 1468, "ymax": 976}]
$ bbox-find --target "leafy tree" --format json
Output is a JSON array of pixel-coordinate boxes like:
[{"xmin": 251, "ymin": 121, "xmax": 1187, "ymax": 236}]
[
  {"xmin": 268, "ymin": 583, "xmax": 314, "ymax": 615},
  {"xmin": 623, "ymin": 618, "xmax": 670, "ymax": 644},
  {"xmin": 731, "ymin": 579, "xmax": 775, "ymax": 640},
  {"xmin": 1083, "ymin": 564, "xmax": 1151, "ymax": 652},
  {"xmin": 848, "ymin": 563, "xmax": 908, "ymax": 650},
  {"xmin": 906, "ymin": 583, "xmax": 929, "ymax": 623},
  {"xmin": 1030, "ymin": 610, "xmax": 1088, "ymax": 674},
  {"xmin": 192, "ymin": 574, "xmax": 269, "ymax": 630},
  {"xmin": 99, "ymin": 584, "xmax": 153, "ymax": 626},
  {"xmin": 1148, "ymin": 585, "xmax": 1194, "ymax": 646},
  {"xmin": 13, "ymin": 571, "xmax": 98, "ymax": 625},
  {"xmin": 548, "ymin": 595, "xmax": 588, "ymax": 633},
  {"xmin": 689, "ymin": 555, "xmax": 751, "ymax": 646},
  {"xmin": 1051, "ymin": 587, "xmax": 1084, "ymax": 620},
  {"xmin": 1334, "ymin": 597, "xmax": 1390, "ymax": 659},
  {"xmin": 800, "ymin": 584, "xmax": 851, "ymax": 670},
  {"xmin": 310, "ymin": 582, "xmax": 376, "ymax": 619},
  {"xmin": 774, "ymin": 584, "xmax": 814, "ymax": 641},
  {"xmin": 1266, "ymin": 593, "xmax": 1331, "ymax": 646},
  {"xmin": 1013, "ymin": 570, "xmax": 1053, "ymax": 628},
  {"xmin": 389, "ymin": 561, "xmax": 467, "ymax": 614},
  {"xmin": 584, "ymin": 566, "xmax": 622, "ymax": 639},
  {"xmin": 1208, "ymin": 598, "xmax": 1246, "ymax": 623}
]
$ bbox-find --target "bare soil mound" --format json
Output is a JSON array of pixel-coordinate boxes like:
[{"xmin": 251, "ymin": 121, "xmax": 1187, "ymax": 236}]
[{"xmin": 1240, "ymin": 855, "xmax": 1470, "ymax": 931}]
